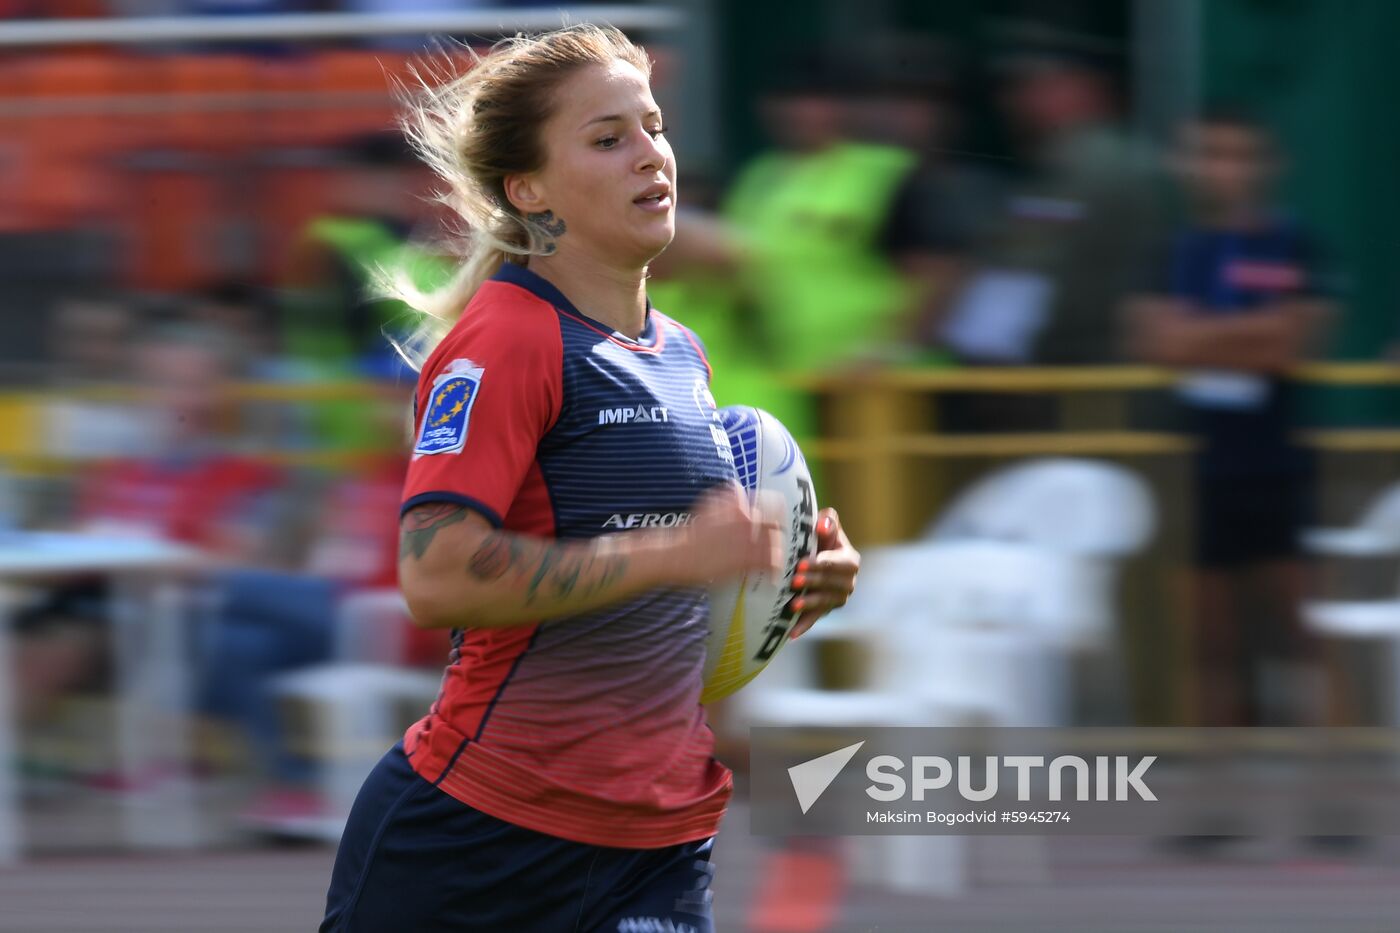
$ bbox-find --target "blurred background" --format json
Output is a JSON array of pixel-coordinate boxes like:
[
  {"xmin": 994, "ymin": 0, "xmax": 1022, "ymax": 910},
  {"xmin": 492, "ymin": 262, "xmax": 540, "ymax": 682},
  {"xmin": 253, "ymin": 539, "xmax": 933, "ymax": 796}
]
[{"xmin": 2, "ymin": 1, "xmax": 1400, "ymax": 931}]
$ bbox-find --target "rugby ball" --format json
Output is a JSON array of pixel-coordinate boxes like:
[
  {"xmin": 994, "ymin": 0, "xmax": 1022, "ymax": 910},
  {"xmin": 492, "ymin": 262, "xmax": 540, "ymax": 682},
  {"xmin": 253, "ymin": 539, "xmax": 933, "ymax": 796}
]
[{"xmin": 701, "ymin": 407, "xmax": 818, "ymax": 704}]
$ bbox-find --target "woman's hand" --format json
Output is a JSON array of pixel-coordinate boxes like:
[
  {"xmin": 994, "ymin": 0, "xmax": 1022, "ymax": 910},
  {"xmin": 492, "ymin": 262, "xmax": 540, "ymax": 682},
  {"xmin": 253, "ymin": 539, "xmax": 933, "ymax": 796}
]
[
  {"xmin": 670, "ymin": 485, "xmax": 785, "ymax": 586},
  {"xmin": 787, "ymin": 508, "xmax": 860, "ymax": 640}
]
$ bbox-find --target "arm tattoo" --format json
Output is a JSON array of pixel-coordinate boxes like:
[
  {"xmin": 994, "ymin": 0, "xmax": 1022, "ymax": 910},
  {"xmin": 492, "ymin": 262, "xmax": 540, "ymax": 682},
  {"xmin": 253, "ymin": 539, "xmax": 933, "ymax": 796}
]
[
  {"xmin": 525, "ymin": 544, "xmax": 562, "ymax": 605},
  {"xmin": 548, "ymin": 552, "xmax": 585, "ymax": 601},
  {"xmin": 524, "ymin": 546, "xmax": 629, "ymax": 606},
  {"xmin": 468, "ymin": 532, "xmax": 521, "ymax": 582},
  {"xmin": 400, "ymin": 504, "xmax": 469, "ymax": 561},
  {"xmin": 596, "ymin": 555, "xmax": 627, "ymax": 592},
  {"xmin": 464, "ymin": 530, "xmax": 629, "ymax": 608}
]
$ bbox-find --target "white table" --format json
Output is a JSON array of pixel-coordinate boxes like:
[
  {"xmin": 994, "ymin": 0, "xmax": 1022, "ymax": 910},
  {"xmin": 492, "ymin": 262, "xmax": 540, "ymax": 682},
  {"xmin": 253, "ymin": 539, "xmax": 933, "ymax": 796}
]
[{"xmin": 0, "ymin": 531, "xmax": 207, "ymax": 864}]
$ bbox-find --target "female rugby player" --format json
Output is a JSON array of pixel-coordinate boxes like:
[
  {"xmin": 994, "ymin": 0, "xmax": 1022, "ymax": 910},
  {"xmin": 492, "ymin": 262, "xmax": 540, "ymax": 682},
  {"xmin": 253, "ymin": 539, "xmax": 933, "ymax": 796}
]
[{"xmin": 320, "ymin": 25, "xmax": 860, "ymax": 932}]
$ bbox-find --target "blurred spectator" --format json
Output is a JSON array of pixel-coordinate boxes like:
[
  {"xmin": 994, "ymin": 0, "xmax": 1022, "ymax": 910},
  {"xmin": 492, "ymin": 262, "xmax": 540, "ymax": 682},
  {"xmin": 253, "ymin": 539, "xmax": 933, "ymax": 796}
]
[
  {"xmin": 194, "ymin": 370, "xmax": 443, "ymax": 832},
  {"xmin": 74, "ymin": 320, "xmax": 285, "ymax": 553},
  {"xmin": 1126, "ymin": 106, "xmax": 1334, "ymax": 727},
  {"xmin": 195, "ymin": 451, "xmax": 439, "ymax": 835},
  {"xmin": 43, "ymin": 291, "xmax": 152, "ymax": 462},
  {"xmin": 190, "ymin": 281, "xmax": 279, "ymax": 376},
  {"xmin": 850, "ymin": 34, "xmax": 991, "ymax": 358},
  {"xmin": 281, "ymin": 132, "xmax": 442, "ymax": 372},
  {"xmin": 48, "ymin": 291, "xmax": 133, "ymax": 384},
  {"xmin": 278, "ymin": 131, "xmax": 450, "ymax": 447},
  {"xmin": 16, "ymin": 317, "xmax": 285, "ymax": 730},
  {"xmin": 727, "ymin": 55, "xmax": 921, "ymax": 373},
  {"xmin": 651, "ymin": 49, "xmax": 934, "ymax": 443},
  {"xmin": 187, "ymin": 281, "xmax": 299, "ymax": 457},
  {"xmin": 940, "ymin": 23, "xmax": 1162, "ymax": 366}
]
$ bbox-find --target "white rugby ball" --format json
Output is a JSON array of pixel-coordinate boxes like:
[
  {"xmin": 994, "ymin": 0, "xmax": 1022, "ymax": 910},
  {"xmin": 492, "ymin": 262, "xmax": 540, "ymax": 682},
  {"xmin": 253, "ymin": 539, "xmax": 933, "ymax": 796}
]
[{"xmin": 701, "ymin": 406, "xmax": 818, "ymax": 704}]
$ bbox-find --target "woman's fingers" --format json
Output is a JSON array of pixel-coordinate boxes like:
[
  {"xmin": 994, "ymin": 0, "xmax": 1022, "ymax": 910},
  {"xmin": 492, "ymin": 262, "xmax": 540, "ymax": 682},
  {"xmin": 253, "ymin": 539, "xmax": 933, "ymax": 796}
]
[
  {"xmin": 788, "ymin": 613, "xmax": 820, "ymax": 641},
  {"xmin": 785, "ymin": 591, "xmax": 850, "ymax": 616},
  {"xmin": 787, "ymin": 602, "xmax": 844, "ymax": 640},
  {"xmin": 791, "ymin": 542, "xmax": 859, "ymax": 598},
  {"xmin": 778, "ymin": 507, "xmax": 860, "ymax": 641},
  {"xmin": 783, "ymin": 589, "xmax": 850, "ymax": 636},
  {"xmin": 790, "ymin": 565, "xmax": 859, "ymax": 595}
]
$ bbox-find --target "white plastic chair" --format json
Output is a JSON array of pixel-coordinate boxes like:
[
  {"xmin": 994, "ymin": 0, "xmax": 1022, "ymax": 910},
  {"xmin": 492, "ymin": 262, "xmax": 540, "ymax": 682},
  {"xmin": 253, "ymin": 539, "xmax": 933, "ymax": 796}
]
[
  {"xmin": 736, "ymin": 539, "xmax": 1114, "ymax": 732},
  {"xmin": 270, "ymin": 589, "xmax": 442, "ymax": 841},
  {"xmin": 1302, "ymin": 480, "xmax": 1400, "ymax": 558},
  {"xmin": 1302, "ymin": 480, "xmax": 1400, "ymax": 724},
  {"xmin": 735, "ymin": 459, "xmax": 1157, "ymax": 896},
  {"xmin": 928, "ymin": 457, "xmax": 1156, "ymax": 557},
  {"xmin": 886, "ymin": 542, "xmax": 1104, "ymax": 723},
  {"xmin": 741, "ymin": 458, "xmax": 1157, "ymax": 729},
  {"xmin": 739, "ymin": 543, "xmax": 1078, "ymax": 897}
]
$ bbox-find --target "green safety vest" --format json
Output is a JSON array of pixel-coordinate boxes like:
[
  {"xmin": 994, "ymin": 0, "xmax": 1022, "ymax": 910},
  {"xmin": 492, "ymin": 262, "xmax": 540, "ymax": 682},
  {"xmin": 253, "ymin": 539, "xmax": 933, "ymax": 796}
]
[
  {"xmin": 286, "ymin": 216, "xmax": 451, "ymax": 366},
  {"xmin": 285, "ymin": 216, "xmax": 453, "ymax": 450},
  {"xmin": 728, "ymin": 141, "xmax": 918, "ymax": 369},
  {"xmin": 652, "ymin": 141, "xmax": 919, "ymax": 449}
]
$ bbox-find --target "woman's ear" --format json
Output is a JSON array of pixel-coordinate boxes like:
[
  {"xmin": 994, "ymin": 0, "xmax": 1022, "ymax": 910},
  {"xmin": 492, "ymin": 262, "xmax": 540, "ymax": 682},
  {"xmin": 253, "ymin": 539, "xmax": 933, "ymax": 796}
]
[{"xmin": 503, "ymin": 173, "xmax": 547, "ymax": 216}]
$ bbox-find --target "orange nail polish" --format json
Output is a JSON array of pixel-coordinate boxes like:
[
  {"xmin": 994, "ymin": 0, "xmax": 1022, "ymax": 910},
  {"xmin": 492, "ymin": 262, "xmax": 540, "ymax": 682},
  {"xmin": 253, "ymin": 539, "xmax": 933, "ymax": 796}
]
[
  {"xmin": 792, "ymin": 598, "xmax": 805, "ymax": 612},
  {"xmin": 797, "ymin": 559, "xmax": 811, "ymax": 574},
  {"xmin": 792, "ymin": 574, "xmax": 807, "ymax": 589}
]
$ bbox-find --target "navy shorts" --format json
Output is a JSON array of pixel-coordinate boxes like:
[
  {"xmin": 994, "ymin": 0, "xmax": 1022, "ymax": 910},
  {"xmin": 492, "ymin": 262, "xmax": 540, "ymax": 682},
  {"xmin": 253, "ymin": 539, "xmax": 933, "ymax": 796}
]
[
  {"xmin": 1194, "ymin": 469, "xmax": 1313, "ymax": 569},
  {"xmin": 320, "ymin": 743, "xmax": 717, "ymax": 933}
]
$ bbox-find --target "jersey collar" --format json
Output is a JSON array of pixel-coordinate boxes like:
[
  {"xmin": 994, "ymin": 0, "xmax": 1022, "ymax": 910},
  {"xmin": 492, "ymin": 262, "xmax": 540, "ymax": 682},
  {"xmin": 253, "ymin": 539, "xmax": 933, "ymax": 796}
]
[{"xmin": 492, "ymin": 261, "xmax": 659, "ymax": 348}]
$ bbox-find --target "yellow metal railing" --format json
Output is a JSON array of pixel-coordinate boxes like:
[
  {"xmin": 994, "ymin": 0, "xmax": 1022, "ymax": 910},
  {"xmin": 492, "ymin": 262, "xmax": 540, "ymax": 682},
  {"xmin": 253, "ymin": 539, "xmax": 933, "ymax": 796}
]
[
  {"xmin": 793, "ymin": 361, "xmax": 1400, "ymax": 391},
  {"xmin": 2, "ymin": 363, "xmax": 1397, "ymax": 499},
  {"xmin": 0, "ymin": 381, "xmax": 406, "ymax": 474},
  {"xmin": 795, "ymin": 363, "xmax": 1400, "ymax": 546}
]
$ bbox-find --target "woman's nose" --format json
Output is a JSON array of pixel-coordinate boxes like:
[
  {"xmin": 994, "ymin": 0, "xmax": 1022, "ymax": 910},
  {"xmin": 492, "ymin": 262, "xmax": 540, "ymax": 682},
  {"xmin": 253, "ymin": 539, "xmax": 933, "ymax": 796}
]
[{"xmin": 635, "ymin": 131, "xmax": 667, "ymax": 173}]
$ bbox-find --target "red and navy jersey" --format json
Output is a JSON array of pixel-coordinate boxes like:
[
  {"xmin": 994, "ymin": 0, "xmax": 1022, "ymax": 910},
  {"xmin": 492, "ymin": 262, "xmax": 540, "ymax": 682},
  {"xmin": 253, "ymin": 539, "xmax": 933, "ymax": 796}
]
[{"xmin": 400, "ymin": 261, "xmax": 738, "ymax": 848}]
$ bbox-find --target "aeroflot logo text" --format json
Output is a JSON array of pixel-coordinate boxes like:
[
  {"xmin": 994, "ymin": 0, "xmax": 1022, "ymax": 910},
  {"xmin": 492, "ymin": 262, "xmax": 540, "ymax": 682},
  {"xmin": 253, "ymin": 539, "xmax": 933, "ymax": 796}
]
[
  {"xmin": 603, "ymin": 512, "xmax": 694, "ymax": 530},
  {"xmin": 867, "ymin": 755, "xmax": 1157, "ymax": 802}
]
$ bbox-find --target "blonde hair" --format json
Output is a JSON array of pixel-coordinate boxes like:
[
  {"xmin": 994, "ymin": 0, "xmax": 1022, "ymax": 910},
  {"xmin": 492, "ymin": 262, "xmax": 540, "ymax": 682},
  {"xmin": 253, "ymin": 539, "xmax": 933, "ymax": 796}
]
[{"xmin": 388, "ymin": 24, "xmax": 653, "ymax": 369}]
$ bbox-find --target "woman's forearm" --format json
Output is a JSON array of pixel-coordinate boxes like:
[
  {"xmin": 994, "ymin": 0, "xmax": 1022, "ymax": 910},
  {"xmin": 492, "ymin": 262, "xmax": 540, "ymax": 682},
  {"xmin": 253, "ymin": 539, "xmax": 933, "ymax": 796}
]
[{"xmin": 398, "ymin": 503, "xmax": 690, "ymax": 629}]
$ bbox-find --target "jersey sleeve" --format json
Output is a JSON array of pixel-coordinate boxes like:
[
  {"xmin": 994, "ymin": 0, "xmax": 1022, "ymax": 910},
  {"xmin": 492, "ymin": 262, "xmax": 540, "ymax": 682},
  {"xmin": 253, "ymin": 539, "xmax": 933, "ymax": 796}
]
[{"xmin": 401, "ymin": 296, "xmax": 564, "ymax": 527}]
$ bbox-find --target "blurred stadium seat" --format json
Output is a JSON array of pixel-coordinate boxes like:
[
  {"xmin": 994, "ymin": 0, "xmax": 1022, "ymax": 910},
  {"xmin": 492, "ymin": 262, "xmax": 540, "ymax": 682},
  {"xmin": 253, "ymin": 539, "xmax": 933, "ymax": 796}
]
[{"xmin": 269, "ymin": 589, "xmax": 441, "ymax": 841}]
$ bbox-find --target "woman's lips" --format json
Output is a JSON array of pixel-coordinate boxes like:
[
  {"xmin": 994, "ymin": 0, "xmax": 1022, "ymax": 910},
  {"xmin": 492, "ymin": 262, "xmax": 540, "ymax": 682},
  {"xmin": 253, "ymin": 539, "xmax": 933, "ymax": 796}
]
[{"xmin": 633, "ymin": 194, "xmax": 673, "ymax": 213}]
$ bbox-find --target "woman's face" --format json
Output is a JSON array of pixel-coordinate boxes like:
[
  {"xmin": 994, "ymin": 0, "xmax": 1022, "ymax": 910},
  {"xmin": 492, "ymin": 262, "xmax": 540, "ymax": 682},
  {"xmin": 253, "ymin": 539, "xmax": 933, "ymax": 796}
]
[{"xmin": 515, "ymin": 60, "xmax": 675, "ymax": 267}]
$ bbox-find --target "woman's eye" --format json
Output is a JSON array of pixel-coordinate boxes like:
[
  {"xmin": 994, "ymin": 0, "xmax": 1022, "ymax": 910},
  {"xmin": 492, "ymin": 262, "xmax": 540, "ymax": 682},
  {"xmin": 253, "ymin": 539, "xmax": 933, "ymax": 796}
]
[
  {"xmin": 648, "ymin": 125, "xmax": 668, "ymax": 139},
  {"xmin": 596, "ymin": 136, "xmax": 619, "ymax": 149}
]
